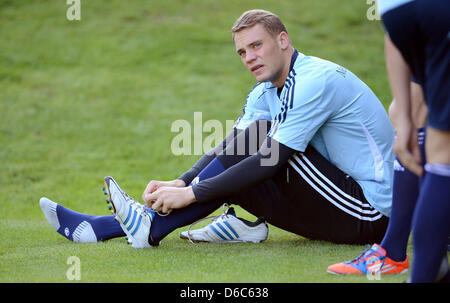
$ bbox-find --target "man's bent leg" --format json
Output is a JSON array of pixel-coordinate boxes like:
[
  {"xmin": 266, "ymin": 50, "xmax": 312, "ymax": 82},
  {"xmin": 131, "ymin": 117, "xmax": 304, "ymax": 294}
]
[
  {"xmin": 231, "ymin": 146, "xmax": 389, "ymax": 244},
  {"xmin": 149, "ymin": 120, "xmax": 270, "ymax": 244}
]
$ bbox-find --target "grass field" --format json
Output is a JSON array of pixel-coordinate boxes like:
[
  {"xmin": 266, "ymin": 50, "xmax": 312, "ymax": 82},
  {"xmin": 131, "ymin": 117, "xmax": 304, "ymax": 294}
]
[{"xmin": 0, "ymin": 0, "xmax": 410, "ymax": 283}]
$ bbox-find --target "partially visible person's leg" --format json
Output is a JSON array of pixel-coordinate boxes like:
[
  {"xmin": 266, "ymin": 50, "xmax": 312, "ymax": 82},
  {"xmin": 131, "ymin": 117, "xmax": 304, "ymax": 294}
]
[
  {"xmin": 381, "ymin": 0, "xmax": 450, "ymax": 282},
  {"xmin": 411, "ymin": 127, "xmax": 450, "ymax": 282},
  {"xmin": 380, "ymin": 129, "xmax": 426, "ymax": 262}
]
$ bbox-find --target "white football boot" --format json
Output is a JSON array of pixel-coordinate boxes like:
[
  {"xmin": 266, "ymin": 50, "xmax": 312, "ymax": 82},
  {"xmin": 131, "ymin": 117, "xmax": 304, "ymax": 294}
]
[
  {"xmin": 103, "ymin": 176, "xmax": 154, "ymax": 248},
  {"xmin": 180, "ymin": 204, "xmax": 268, "ymax": 243}
]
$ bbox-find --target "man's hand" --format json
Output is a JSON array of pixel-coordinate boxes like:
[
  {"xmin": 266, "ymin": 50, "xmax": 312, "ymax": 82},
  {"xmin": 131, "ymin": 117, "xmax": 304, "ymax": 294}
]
[
  {"xmin": 142, "ymin": 179, "xmax": 186, "ymax": 201},
  {"xmin": 393, "ymin": 116, "xmax": 423, "ymax": 176},
  {"xmin": 143, "ymin": 186, "xmax": 196, "ymax": 214}
]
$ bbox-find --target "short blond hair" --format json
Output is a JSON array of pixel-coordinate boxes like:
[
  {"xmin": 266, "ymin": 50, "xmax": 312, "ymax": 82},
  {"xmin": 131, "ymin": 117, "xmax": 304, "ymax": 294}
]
[{"xmin": 231, "ymin": 9, "xmax": 288, "ymax": 40}]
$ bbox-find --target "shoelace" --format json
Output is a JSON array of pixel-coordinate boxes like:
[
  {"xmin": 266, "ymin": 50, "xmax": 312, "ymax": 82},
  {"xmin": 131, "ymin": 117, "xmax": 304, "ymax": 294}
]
[
  {"xmin": 186, "ymin": 203, "xmax": 231, "ymax": 244},
  {"xmin": 120, "ymin": 189, "xmax": 141, "ymax": 207},
  {"xmin": 135, "ymin": 203, "xmax": 151, "ymax": 218},
  {"xmin": 347, "ymin": 245, "xmax": 386, "ymax": 274},
  {"xmin": 116, "ymin": 187, "xmax": 152, "ymax": 221},
  {"xmin": 347, "ymin": 245, "xmax": 372, "ymax": 264},
  {"xmin": 124, "ymin": 200, "xmax": 152, "ymax": 245},
  {"xmin": 120, "ymin": 186, "xmax": 170, "ymax": 217},
  {"xmin": 109, "ymin": 182, "xmax": 152, "ymax": 244}
]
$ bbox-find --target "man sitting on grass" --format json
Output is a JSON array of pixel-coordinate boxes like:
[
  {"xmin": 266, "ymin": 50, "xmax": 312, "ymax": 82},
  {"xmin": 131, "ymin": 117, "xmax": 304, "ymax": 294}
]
[{"xmin": 41, "ymin": 9, "xmax": 394, "ymax": 250}]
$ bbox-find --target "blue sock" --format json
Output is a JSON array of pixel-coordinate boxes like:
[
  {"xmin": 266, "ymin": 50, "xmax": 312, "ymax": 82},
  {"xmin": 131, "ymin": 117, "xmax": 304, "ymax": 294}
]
[
  {"xmin": 411, "ymin": 164, "xmax": 450, "ymax": 282},
  {"xmin": 380, "ymin": 129, "xmax": 426, "ymax": 261},
  {"xmin": 149, "ymin": 158, "xmax": 226, "ymax": 244},
  {"xmin": 89, "ymin": 215, "xmax": 127, "ymax": 241},
  {"xmin": 56, "ymin": 204, "xmax": 125, "ymax": 242},
  {"xmin": 380, "ymin": 161, "xmax": 420, "ymax": 261}
]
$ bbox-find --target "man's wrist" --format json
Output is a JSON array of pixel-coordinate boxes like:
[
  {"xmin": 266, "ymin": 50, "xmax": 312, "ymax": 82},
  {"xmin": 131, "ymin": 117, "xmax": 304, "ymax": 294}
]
[
  {"xmin": 185, "ymin": 186, "xmax": 196, "ymax": 203},
  {"xmin": 174, "ymin": 179, "xmax": 186, "ymax": 187}
]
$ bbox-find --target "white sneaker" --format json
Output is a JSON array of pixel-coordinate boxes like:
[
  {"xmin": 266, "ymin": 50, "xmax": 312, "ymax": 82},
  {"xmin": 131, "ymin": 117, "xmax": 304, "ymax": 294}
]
[
  {"xmin": 103, "ymin": 176, "xmax": 154, "ymax": 248},
  {"xmin": 180, "ymin": 204, "xmax": 268, "ymax": 243}
]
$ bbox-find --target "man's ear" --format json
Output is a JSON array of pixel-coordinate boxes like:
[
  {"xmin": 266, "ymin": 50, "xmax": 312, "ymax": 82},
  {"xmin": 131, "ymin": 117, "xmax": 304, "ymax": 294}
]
[{"xmin": 278, "ymin": 31, "xmax": 290, "ymax": 50}]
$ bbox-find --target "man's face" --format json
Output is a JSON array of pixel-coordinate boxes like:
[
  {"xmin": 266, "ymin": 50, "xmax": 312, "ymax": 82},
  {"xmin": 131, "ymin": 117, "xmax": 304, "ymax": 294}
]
[{"xmin": 234, "ymin": 23, "xmax": 285, "ymax": 84}]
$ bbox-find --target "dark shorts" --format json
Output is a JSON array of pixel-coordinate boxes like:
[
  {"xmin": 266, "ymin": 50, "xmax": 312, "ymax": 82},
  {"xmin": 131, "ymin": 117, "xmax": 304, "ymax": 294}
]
[
  {"xmin": 381, "ymin": 0, "xmax": 450, "ymax": 130},
  {"xmin": 230, "ymin": 145, "xmax": 389, "ymax": 245}
]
